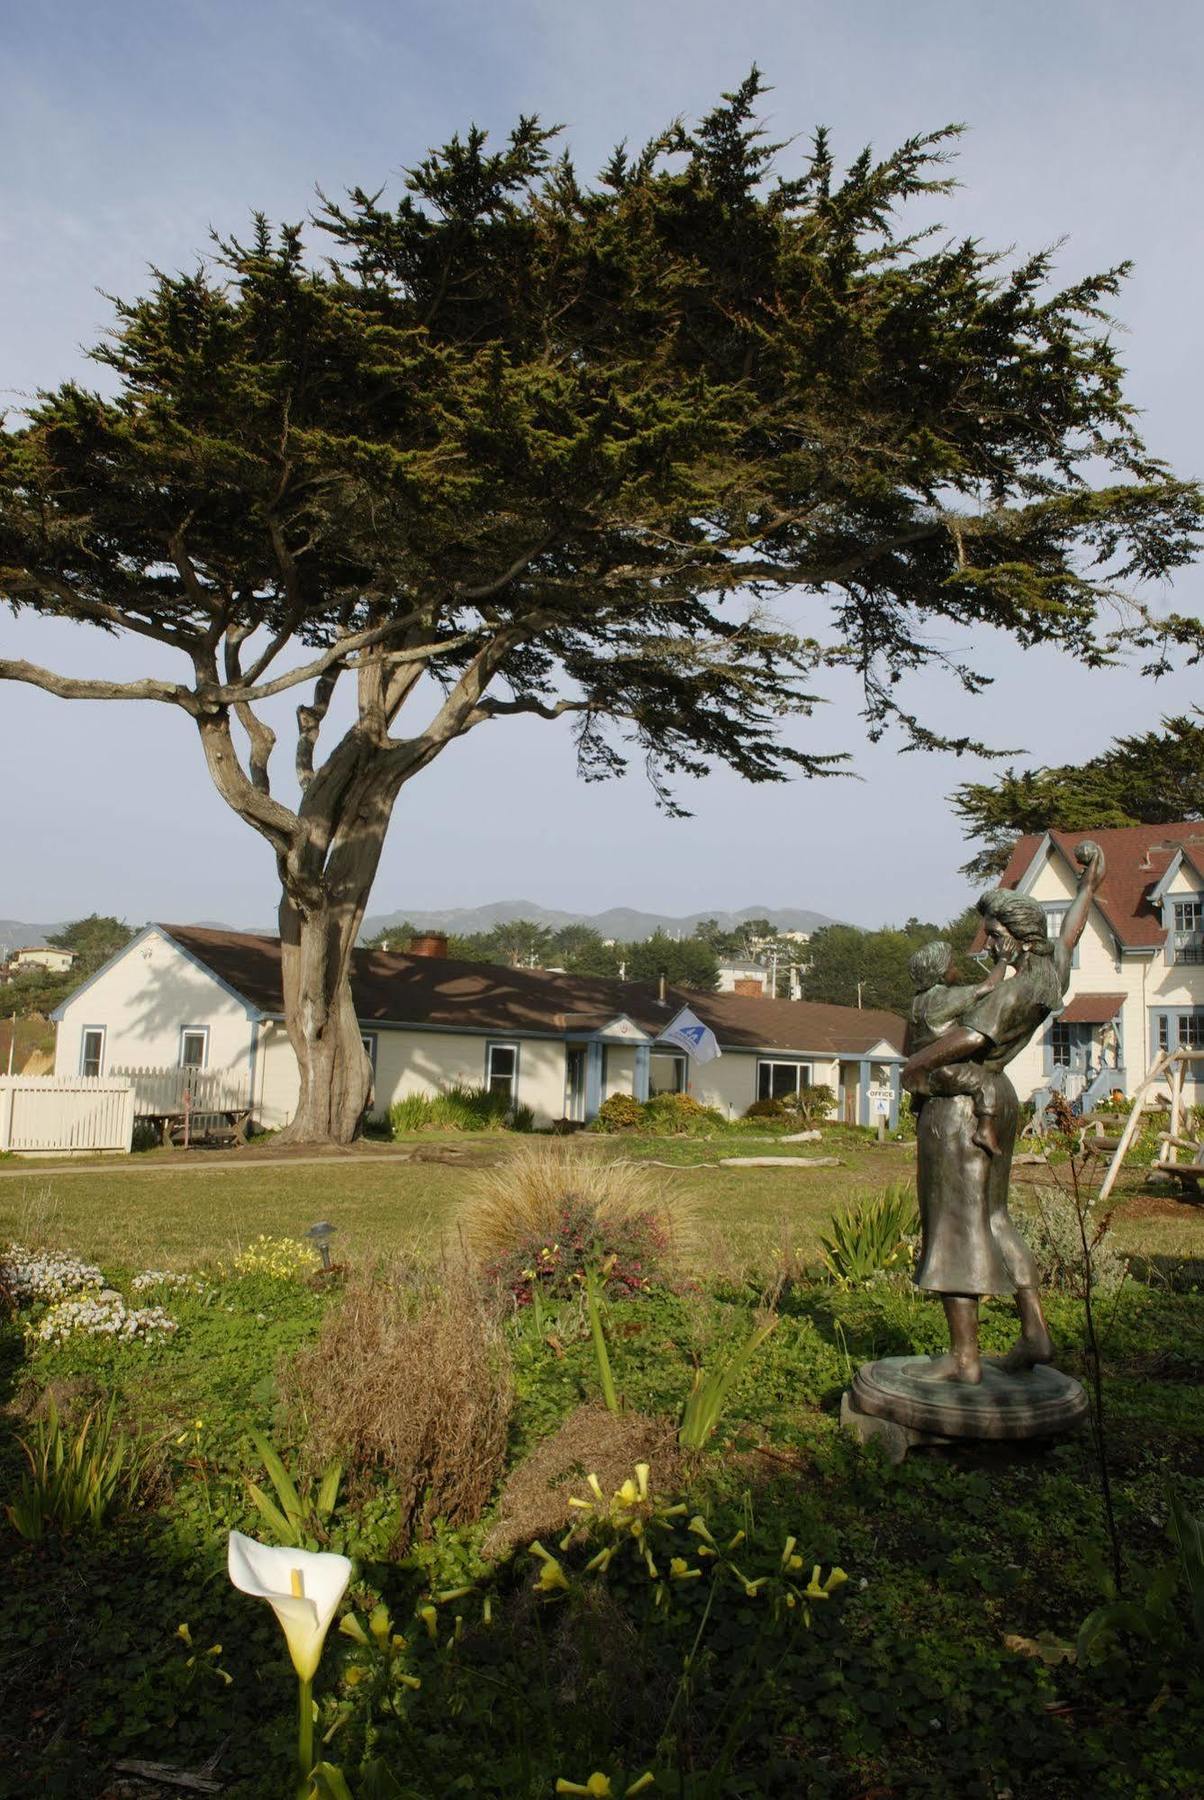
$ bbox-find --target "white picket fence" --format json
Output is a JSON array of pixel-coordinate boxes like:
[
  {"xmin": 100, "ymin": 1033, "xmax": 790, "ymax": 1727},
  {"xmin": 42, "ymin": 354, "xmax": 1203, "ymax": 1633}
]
[
  {"xmin": 0, "ymin": 1076, "xmax": 135, "ymax": 1154},
  {"xmin": 112, "ymin": 1065, "xmax": 250, "ymax": 1119}
]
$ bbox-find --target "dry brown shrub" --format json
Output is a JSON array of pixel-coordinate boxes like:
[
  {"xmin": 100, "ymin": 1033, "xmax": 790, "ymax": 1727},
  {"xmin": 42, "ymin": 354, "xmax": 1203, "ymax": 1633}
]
[
  {"xmin": 283, "ymin": 1252, "xmax": 512, "ymax": 1551},
  {"xmin": 462, "ymin": 1139, "xmax": 698, "ymax": 1269},
  {"xmin": 483, "ymin": 1401, "xmax": 682, "ymax": 1559}
]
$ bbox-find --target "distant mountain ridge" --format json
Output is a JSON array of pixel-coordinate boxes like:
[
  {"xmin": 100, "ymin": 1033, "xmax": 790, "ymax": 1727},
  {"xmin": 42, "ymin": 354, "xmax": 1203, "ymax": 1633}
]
[
  {"xmin": 0, "ymin": 920, "xmax": 67, "ymax": 955},
  {"xmin": 2, "ymin": 903, "xmax": 843, "ymax": 958},
  {"xmin": 360, "ymin": 900, "xmax": 841, "ymax": 941}
]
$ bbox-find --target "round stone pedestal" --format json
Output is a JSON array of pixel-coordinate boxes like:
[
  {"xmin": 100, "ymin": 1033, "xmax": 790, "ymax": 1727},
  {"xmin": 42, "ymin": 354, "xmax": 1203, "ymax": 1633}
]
[{"xmin": 849, "ymin": 1355, "xmax": 1088, "ymax": 1443}]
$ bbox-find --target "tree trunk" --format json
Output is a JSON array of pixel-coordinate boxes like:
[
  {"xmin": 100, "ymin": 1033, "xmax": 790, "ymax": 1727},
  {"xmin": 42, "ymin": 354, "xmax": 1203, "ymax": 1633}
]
[{"xmin": 275, "ymin": 899, "xmax": 373, "ymax": 1145}]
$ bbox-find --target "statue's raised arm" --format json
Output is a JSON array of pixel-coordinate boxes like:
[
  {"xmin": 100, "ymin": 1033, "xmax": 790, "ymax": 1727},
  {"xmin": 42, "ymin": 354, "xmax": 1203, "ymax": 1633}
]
[{"xmin": 1056, "ymin": 839, "xmax": 1107, "ymax": 968}]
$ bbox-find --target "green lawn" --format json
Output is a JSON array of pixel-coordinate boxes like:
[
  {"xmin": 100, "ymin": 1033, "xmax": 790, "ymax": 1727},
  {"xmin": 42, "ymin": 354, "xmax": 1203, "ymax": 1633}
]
[{"xmin": 1, "ymin": 1129, "xmax": 1199, "ymax": 1272}]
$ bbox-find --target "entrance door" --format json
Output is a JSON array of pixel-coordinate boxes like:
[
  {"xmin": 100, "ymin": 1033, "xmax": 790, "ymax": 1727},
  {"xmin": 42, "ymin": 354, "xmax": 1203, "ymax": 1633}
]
[
  {"xmin": 565, "ymin": 1047, "xmax": 587, "ymax": 1121},
  {"xmin": 840, "ymin": 1062, "xmax": 859, "ymax": 1125}
]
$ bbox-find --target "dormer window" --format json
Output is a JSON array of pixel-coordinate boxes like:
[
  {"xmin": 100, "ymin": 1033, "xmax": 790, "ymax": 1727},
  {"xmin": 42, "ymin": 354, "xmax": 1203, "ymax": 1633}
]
[{"xmin": 1170, "ymin": 897, "xmax": 1204, "ymax": 964}]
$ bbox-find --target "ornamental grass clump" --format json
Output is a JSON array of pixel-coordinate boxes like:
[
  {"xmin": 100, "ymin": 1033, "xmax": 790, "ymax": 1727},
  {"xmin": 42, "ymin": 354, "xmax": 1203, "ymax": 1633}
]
[
  {"xmin": 282, "ymin": 1254, "xmax": 511, "ymax": 1552},
  {"xmin": 464, "ymin": 1142, "xmax": 696, "ymax": 1304}
]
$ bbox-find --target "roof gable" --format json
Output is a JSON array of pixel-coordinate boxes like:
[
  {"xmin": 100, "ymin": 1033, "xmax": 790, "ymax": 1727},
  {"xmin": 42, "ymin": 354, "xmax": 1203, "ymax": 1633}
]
[{"xmin": 981, "ymin": 821, "xmax": 1204, "ymax": 952}]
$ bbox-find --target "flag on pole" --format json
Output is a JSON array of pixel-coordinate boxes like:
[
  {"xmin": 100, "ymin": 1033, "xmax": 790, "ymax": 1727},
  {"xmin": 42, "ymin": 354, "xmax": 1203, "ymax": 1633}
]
[{"xmin": 656, "ymin": 1006, "xmax": 722, "ymax": 1065}]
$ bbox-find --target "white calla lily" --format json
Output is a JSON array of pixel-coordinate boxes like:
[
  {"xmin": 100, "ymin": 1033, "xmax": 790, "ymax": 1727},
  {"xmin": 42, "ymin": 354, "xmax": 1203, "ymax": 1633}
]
[{"xmin": 227, "ymin": 1530, "xmax": 351, "ymax": 1681}]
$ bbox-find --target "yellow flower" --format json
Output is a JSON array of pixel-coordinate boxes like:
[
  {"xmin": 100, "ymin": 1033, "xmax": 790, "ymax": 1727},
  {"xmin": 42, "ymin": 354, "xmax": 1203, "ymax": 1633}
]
[
  {"xmin": 824, "ymin": 1566, "xmax": 848, "ymax": 1592},
  {"xmin": 780, "ymin": 1535, "xmax": 797, "ymax": 1568},
  {"xmin": 634, "ymin": 1463, "xmax": 650, "ymax": 1500},
  {"xmin": 804, "ymin": 1566, "xmax": 829, "ymax": 1601},
  {"xmin": 616, "ymin": 1479, "xmax": 639, "ymax": 1506},
  {"xmin": 369, "ymin": 1602, "xmax": 391, "ymax": 1644},
  {"xmin": 669, "ymin": 1558, "xmax": 702, "ymax": 1582},
  {"xmin": 338, "ymin": 1614, "xmax": 369, "ymax": 1646},
  {"xmin": 176, "ymin": 1622, "xmax": 192, "ymax": 1646},
  {"xmin": 556, "ymin": 1776, "xmax": 613, "ymax": 1798},
  {"xmin": 535, "ymin": 1558, "xmax": 570, "ymax": 1594},
  {"xmin": 419, "ymin": 1605, "xmax": 438, "ymax": 1640}
]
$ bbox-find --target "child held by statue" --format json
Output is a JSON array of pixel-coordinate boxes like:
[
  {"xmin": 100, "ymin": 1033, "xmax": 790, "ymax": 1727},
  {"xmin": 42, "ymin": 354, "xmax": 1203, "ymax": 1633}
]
[{"xmin": 907, "ymin": 940, "xmax": 1009, "ymax": 1157}]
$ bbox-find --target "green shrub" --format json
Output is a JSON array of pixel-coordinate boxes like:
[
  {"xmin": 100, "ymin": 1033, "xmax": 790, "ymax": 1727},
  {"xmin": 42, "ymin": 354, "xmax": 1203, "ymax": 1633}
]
[
  {"xmin": 389, "ymin": 1083, "xmax": 533, "ymax": 1136},
  {"xmin": 1012, "ymin": 1184, "xmax": 1128, "ymax": 1297},
  {"xmin": 743, "ymin": 1096, "xmax": 788, "ymax": 1121},
  {"xmin": 819, "ymin": 1183, "xmax": 919, "ymax": 1288},
  {"xmin": 591, "ymin": 1092, "xmax": 647, "ymax": 1132},
  {"xmin": 640, "ymin": 1092, "xmax": 725, "ymax": 1135}
]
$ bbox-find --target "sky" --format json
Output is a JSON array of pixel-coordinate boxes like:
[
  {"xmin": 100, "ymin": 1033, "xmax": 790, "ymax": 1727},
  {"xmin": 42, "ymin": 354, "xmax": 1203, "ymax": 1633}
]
[{"xmin": 2, "ymin": 0, "xmax": 1202, "ymax": 931}]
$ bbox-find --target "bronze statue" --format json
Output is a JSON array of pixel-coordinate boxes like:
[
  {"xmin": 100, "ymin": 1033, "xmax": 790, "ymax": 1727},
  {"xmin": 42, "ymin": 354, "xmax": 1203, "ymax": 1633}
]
[{"xmin": 900, "ymin": 840, "xmax": 1107, "ymax": 1384}]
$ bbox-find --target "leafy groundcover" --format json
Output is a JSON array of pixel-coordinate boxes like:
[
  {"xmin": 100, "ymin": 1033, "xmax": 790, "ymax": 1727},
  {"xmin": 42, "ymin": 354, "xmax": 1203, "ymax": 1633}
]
[{"xmin": 2, "ymin": 1241, "xmax": 1203, "ymax": 1798}]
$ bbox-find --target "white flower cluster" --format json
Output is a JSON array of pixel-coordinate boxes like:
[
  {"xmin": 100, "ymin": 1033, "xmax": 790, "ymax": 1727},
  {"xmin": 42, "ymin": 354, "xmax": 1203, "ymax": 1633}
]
[
  {"xmin": 29, "ymin": 1292, "xmax": 179, "ymax": 1347},
  {"xmin": 1, "ymin": 1243, "xmax": 103, "ymax": 1304},
  {"xmin": 131, "ymin": 1269, "xmax": 205, "ymax": 1294}
]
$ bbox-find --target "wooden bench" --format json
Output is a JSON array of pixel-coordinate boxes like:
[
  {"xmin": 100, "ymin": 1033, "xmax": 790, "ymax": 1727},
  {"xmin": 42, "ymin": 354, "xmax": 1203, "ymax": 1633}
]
[
  {"xmin": 145, "ymin": 1107, "xmax": 253, "ymax": 1149},
  {"xmin": 1155, "ymin": 1131, "xmax": 1204, "ymax": 1202}
]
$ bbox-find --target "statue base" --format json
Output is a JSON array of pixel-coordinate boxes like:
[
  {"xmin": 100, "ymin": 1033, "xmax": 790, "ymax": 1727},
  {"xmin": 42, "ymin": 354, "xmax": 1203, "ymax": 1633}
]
[{"xmin": 842, "ymin": 1355, "xmax": 1088, "ymax": 1460}]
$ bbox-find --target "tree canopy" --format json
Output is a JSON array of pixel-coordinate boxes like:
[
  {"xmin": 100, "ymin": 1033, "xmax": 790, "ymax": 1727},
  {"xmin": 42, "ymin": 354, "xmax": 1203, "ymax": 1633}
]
[
  {"xmin": 0, "ymin": 915, "xmax": 132, "ymax": 1020},
  {"xmin": 801, "ymin": 910, "xmax": 980, "ymax": 1014},
  {"xmin": 951, "ymin": 711, "xmax": 1204, "ymax": 878},
  {"xmin": 2, "ymin": 72, "xmax": 1199, "ymax": 1139}
]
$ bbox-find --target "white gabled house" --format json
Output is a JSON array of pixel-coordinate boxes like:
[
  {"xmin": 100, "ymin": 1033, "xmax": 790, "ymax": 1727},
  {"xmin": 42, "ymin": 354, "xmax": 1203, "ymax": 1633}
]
[
  {"xmin": 52, "ymin": 923, "xmax": 904, "ymax": 1131},
  {"xmin": 984, "ymin": 822, "xmax": 1204, "ymax": 1108}
]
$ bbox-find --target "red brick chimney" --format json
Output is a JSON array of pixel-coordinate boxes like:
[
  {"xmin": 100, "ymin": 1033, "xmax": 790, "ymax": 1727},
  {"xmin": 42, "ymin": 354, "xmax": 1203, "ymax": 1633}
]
[{"xmin": 407, "ymin": 932, "xmax": 449, "ymax": 959}]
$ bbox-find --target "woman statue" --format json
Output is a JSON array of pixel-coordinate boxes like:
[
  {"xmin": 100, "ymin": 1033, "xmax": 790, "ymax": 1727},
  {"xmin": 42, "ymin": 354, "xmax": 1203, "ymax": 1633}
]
[{"xmin": 901, "ymin": 841, "xmax": 1106, "ymax": 1383}]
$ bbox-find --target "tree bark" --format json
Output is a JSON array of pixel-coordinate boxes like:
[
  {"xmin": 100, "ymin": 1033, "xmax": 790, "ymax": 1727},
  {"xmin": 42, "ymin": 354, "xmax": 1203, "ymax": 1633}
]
[{"xmin": 275, "ymin": 898, "xmax": 373, "ymax": 1145}]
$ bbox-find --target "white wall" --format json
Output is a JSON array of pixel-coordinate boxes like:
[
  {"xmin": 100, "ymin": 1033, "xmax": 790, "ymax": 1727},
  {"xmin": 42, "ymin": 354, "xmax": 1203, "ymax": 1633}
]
[
  {"xmin": 255, "ymin": 1023, "xmax": 574, "ymax": 1131},
  {"xmin": 1007, "ymin": 849, "xmax": 1204, "ymax": 1101},
  {"xmin": 55, "ymin": 929, "xmax": 254, "ymax": 1085}
]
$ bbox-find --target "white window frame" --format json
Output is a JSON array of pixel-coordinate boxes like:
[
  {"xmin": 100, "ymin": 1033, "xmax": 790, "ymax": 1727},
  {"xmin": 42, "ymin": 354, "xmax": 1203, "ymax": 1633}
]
[
  {"xmin": 360, "ymin": 1032, "xmax": 378, "ymax": 1072},
  {"xmin": 179, "ymin": 1025, "xmax": 210, "ymax": 1070},
  {"xmin": 80, "ymin": 1026, "xmax": 106, "ymax": 1078},
  {"xmin": 648, "ymin": 1050, "xmax": 687, "ymax": 1095},
  {"xmin": 756, "ymin": 1058, "xmax": 813, "ymax": 1101},
  {"xmin": 485, "ymin": 1040, "xmax": 519, "ymax": 1105}
]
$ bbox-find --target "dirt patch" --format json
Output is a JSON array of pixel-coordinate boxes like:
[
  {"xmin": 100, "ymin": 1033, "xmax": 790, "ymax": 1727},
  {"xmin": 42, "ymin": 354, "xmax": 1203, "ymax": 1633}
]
[{"xmin": 484, "ymin": 1402, "xmax": 682, "ymax": 1560}]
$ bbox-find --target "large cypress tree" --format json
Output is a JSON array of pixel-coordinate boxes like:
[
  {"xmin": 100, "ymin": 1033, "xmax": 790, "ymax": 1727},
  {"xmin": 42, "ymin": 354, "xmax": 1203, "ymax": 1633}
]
[
  {"xmin": 2, "ymin": 75, "xmax": 1199, "ymax": 1141},
  {"xmin": 951, "ymin": 711, "xmax": 1204, "ymax": 878}
]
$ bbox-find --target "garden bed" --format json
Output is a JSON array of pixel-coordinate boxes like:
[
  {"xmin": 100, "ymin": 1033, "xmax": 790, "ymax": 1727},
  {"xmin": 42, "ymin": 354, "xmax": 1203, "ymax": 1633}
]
[{"xmin": 1, "ymin": 1150, "xmax": 1203, "ymax": 1797}]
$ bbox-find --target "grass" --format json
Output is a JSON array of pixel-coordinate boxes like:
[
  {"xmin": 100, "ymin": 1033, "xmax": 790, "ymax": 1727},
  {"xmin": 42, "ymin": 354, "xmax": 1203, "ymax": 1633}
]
[{"xmin": 0, "ymin": 1130, "xmax": 1199, "ymax": 1274}]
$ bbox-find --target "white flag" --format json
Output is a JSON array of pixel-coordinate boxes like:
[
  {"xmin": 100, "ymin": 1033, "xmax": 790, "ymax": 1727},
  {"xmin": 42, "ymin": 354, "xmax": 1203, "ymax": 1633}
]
[{"xmin": 657, "ymin": 1006, "xmax": 721, "ymax": 1064}]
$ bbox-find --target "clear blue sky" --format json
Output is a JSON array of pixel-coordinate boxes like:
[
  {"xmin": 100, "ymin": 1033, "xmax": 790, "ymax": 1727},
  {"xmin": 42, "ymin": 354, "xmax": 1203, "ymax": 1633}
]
[{"xmin": 2, "ymin": 0, "xmax": 1201, "ymax": 928}]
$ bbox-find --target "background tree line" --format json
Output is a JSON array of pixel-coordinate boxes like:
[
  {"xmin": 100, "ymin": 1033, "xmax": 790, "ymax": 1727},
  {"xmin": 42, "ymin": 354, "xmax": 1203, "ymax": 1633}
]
[{"xmin": 0, "ymin": 916, "xmax": 133, "ymax": 1022}]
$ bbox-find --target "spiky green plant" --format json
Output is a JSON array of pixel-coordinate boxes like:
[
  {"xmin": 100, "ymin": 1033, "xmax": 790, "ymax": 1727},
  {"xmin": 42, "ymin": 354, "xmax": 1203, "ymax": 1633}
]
[
  {"xmin": 819, "ymin": 1185, "xmax": 919, "ymax": 1288},
  {"xmin": 679, "ymin": 1314, "xmax": 780, "ymax": 1452},
  {"xmin": 246, "ymin": 1428, "xmax": 341, "ymax": 1551},
  {"xmin": 6, "ymin": 1396, "xmax": 145, "ymax": 1539}
]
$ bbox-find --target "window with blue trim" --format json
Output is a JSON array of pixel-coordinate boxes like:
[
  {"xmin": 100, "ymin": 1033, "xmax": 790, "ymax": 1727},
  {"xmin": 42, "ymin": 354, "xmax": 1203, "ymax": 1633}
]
[
  {"xmin": 1152, "ymin": 1009, "xmax": 1204, "ymax": 1073},
  {"xmin": 1040, "ymin": 904, "xmax": 1078, "ymax": 968},
  {"xmin": 1050, "ymin": 1021, "xmax": 1072, "ymax": 1067}
]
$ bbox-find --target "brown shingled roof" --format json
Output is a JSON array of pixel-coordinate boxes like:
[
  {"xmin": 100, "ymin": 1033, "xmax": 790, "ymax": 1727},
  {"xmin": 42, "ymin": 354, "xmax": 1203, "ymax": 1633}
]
[
  {"xmin": 160, "ymin": 924, "xmax": 904, "ymax": 1057},
  {"xmin": 1060, "ymin": 993, "xmax": 1125, "ymax": 1024},
  {"xmin": 978, "ymin": 822, "xmax": 1204, "ymax": 951}
]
